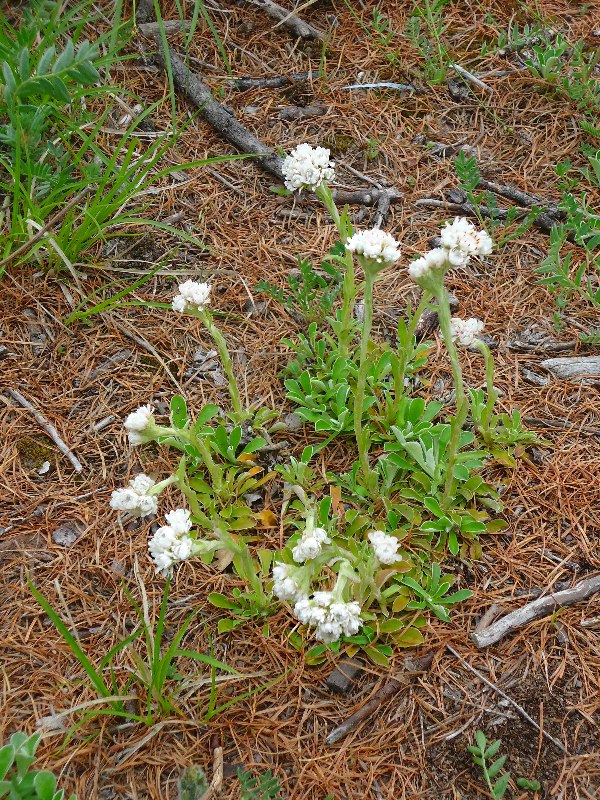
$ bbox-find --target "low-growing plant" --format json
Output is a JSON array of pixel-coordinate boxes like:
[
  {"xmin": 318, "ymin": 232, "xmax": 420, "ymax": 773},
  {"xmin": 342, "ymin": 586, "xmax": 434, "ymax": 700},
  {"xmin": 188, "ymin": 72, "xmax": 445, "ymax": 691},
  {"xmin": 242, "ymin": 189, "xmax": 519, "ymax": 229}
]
[
  {"xmin": 0, "ymin": 732, "xmax": 75, "ymax": 800},
  {"xmin": 104, "ymin": 142, "xmax": 540, "ymax": 667},
  {"xmin": 453, "ymin": 152, "xmax": 538, "ymax": 245},
  {"xmin": 535, "ymin": 125, "xmax": 600, "ymax": 337},
  {"xmin": 404, "ymin": 0, "xmax": 450, "ymax": 84},
  {"xmin": 237, "ymin": 768, "xmax": 283, "ymax": 800},
  {"xmin": 469, "ymin": 730, "xmax": 541, "ymax": 798},
  {"xmin": 29, "ymin": 572, "xmax": 238, "ymax": 727},
  {"xmin": 256, "ymin": 243, "xmax": 344, "ymax": 324}
]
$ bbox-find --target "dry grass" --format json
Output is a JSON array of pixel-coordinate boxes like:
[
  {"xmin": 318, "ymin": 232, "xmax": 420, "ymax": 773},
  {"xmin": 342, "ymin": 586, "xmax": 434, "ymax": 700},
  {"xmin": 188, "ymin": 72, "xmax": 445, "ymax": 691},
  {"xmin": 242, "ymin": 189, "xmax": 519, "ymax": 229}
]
[{"xmin": 1, "ymin": 1, "xmax": 599, "ymax": 798}]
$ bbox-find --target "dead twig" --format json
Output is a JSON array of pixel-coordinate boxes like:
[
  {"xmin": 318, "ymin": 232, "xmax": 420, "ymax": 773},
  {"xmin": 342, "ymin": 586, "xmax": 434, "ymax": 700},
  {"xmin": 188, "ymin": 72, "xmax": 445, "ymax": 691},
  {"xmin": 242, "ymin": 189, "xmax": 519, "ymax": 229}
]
[
  {"xmin": 450, "ymin": 62, "xmax": 493, "ymax": 93},
  {"xmin": 6, "ymin": 389, "xmax": 83, "ymax": 473},
  {"xmin": 471, "ymin": 575, "xmax": 600, "ymax": 649},
  {"xmin": 524, "ymin": 416, "xmax": 600, "ymax": 437},
  {"xmin": 325, "ymin": 650, "xmax": 434, "ymax": 745},
  {"xmin": 230, "ymin": 71, "xmax": 313, "ymax": 91},
  {"xmin": 154, "ymin": 42, "xmax": 284, "ymax": 179},
  {"xmin": 446, "ymin": 645, "xmax": 568, "ymax": 754},
  {"xmin": 241, "ymin": 0, "xmax": 324, "ymax": 40}
]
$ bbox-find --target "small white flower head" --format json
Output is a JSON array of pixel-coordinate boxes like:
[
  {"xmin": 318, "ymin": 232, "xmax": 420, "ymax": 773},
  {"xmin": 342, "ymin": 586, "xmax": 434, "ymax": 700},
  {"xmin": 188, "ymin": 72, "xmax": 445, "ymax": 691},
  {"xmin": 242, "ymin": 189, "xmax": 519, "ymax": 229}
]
[
  {"xmin": 346, "ymin": 228, "xmax": 401, "ymax": 270},
  {"xmin": 368, "ymin": 530, "xmax": 400, "ymax": 565},
  {"xmin": 408, "ymin": 247, "xmax": 449, "ymax": 282},
  {"xmin": 110, "ymin": 473, "xmax": 158, "ymax": 518},
  {"xmin": 272, "ymin": 562, "xmax": 306, "ymax": 603},
  {"xmin": 291, "ymin": 526, "xmax": 331, "ymax": 563},
  {"xmin": 315, "ymin": 600, "xmax": 362, "ymax": 643},
  {"xmin": 281, "ymin": 143, "xmax": 335, "ymax": 192},
  {"xmin": 450, "ymin": 317, "xmax": 485, "ymax": 347},
  {"xmin": 172, "ymin": 280, "xmax": 211, "ymax": 314},
  {"xmin": 293, "ymin": 591, "xmax": 362, "ymax": 643},
  {"xmin": 149, "ymin": 529, "xmax": 195, "ymax": 576},
  {"xmin": 440, "ymin": 217, "xmax": 493, "ymax": 260},
  {"xmin": 164, "ymin": 508, "xmax": 192, "ymax": 535},
  {"xmin": 124, "ymin": 404, "xmax": 155, "ymax": 446},
  {"xmin": 129, "ymin": 474, "xmax": 155, "ymax": 495}
]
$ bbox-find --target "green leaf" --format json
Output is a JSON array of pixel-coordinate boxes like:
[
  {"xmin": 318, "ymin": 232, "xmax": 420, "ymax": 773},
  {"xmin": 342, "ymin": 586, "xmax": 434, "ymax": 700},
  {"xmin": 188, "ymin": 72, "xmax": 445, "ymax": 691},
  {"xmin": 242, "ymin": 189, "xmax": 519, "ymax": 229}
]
[
  {"xmin": 195, "ymin": 403, "xmax": 219, "ymax": 427},
  {"xmin": 208, "ymin": 593, "xmax": 240, "ymax": 610},
  {"xmin": 170, "ymin": 395, "xmax": 188, "ymax": 429},
  {"xmin": 493, "ymin": 771, "xmax": 511, "ymax": 799},
  {"xmin": 33, "ymin": 771, "xmax": 57, "ymax": 800},
  {"xmin": 0, "ymin": 745, "xmax": 14, "ymax": 780},
  {"xmin": 379, "ymin": 618, "xmax": 406, "ymax": 633},
  {"xmin": 475, "ymin": 730, "xmax": 487, "ymax": 751},
  {"xmin": 52, "ymin": 39, "xmax": 75, "ymax": 73},
  {"xmin": 484, "ymin": 739, "xmax": 502, "ymax": 759},
  {"xmin": 363, "ymin": 645, "xmax": 390, "ymax": 667},
  {"xmin": 217, "ymin": 618, "xmax": 239, "ymax": 633},
  {"xmin": 394, "ymin": 626, "xmax": 425, "ymax": 647},
  {"xmin": 487, "ymin": 754, "xmax": 508, "ymax": 779}
]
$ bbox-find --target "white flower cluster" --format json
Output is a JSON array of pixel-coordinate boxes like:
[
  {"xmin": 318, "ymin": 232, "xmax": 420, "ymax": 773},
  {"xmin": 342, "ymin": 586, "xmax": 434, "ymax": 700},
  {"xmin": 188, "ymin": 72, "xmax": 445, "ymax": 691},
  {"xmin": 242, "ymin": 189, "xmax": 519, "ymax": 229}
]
[
  {"xmin": 291, "ymin": 526, "xmax": 330, "ymax": 563},
  {"xmin": 346, "ymin": 228, "xmax": 401, "ymax": 267},
  {"xmin": 408, "ymin": 247, "xmax": 448, "ymax": 280},
  {"xmin": 294, "ymin": 592, "xmax": 362, "ymax": 643},
  {"xmin": 110, "ymin": 473, "xmax": 158, "ymax": 517},
  {"xmin": 124, "ymin": 404, "xmax": 155, "ymax": 446},
  {"xmin": 450, "ymin": 317, "xmax": 484, "ymax": 347},
  {"xmin": 440, "ymin": 217, "xmax": 493, "ymax": 259},
  {"xmin": 272, "ymin": 562, "xmax": 305, "ymax": 603},
  {"xmin": 172, "ymin": 280, "xmax": 211, "ymax": 313},
  {"xmin": 148, "ymin": 508, "xmax": 194, "ymax": 576},
  {"xmin": 368, "ymin": 530, "xmax": 400, "ymax": 565},
  {"xmin": 409, "ymin": 217, "xmax": 493, "ymax": 284},
  {"xmin": 281, "ymin": 143, "xmax": 335, "ymax": 192}
]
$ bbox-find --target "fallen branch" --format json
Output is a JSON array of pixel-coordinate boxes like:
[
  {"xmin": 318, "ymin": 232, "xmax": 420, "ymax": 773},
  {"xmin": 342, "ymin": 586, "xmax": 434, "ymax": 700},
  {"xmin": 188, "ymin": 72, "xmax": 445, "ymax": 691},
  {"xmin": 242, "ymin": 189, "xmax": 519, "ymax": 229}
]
[
  {"xmin": 471, "ymin": 575, "xmax": 600, "ymax": 649},
  {"xmin": 155, "ymin": 43, "xmax": 285, "ymax": 178},
  {"xmin": 415, "ymin": 191, "xmax": 562, "ymax": 236},
  {"xmin": 230, "ymin": 71, "xmax": 313, "ymax": 91},
  {"xmin": 325, "ymin": 650, "xmax": 434, "ymax": 745},
  {"xmin": 241, "ymin": 0, "xmax": 324, "ymax": 40},
  {"xmin": 154, "ymin": 42, "xmax": 402, "ymax": 210},
  {"xmin": 524, "ymin": 416, "xmax": 600, "ymax": 437},
  {"xmin": 7, "ymin": 389, "xmax": 83, "ymax": 473}
]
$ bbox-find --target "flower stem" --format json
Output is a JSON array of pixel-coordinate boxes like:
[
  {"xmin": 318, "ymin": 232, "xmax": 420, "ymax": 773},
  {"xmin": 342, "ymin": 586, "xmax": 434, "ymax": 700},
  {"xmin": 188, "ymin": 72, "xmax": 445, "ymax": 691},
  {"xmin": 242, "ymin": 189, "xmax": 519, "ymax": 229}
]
[
  {"xmin": 390, "ymin": 292, "xmax": 432, "ymax": 421},
  {"xmin": 476, "ymin": 340, "xmax": 498, "ymax": 443},
  {"xmin": 233, "ymin": 544, "xmax": 268, "ymax": 609},
  {"xmin": 190, "ymin": 429, "xmax": 223, "ymax": 493},
  {"xmin": 316, "ymin": 184, "xmax": 356, "ymax": 358},
  {"xmin": 354, "ymin": 271, "xmax": 376, "ymax": 488},
  {"xmin": 200, "ymin": 310, "xmax": 245, "ymax": 421},
  {"xmin": 435, "ymin": 288, "xmax": 469, "ymax": 504}
]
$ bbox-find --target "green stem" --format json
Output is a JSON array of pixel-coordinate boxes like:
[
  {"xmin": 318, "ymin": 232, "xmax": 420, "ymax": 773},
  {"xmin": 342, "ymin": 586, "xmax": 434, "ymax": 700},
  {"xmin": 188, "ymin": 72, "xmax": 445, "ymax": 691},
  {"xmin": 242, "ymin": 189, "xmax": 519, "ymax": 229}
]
[
  {"xmin": 189, "ymin": 429, "xmax": 223, "ymax": 493},
  {"xmin": 354, "ymin": 271, "xmax": 376, "ymax": 487},
  {"xmin": 476, "ymin": 340, "xmax": 498, "ymax": 442},
  {"xmin": 338, "ymin": 252, "xmax": 357, "ymax": 358},
  {"xmin": 200, "ymin": 309, "xmax": 245, "ymax": 421},
  {"xmin": 390, "ymin": 292, "xmax": 432, "ymax": 420},
  {"xmin": 435, "ymin": 288, "xmax": 469, "ymax": 505},
  {"xmin": 233, "ymin": 545, "xmax": 267, "ymax": 608},
  {"xmin": 316, "ymin": 183, "xmax": 356, "ymax": 358}
]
